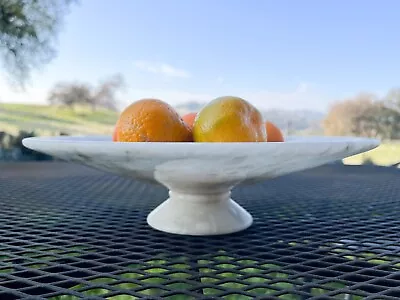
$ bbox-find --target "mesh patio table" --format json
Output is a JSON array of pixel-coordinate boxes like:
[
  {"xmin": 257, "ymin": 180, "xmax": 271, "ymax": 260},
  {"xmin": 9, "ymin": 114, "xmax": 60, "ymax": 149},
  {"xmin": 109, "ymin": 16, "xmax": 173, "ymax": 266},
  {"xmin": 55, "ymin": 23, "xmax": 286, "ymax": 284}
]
[{"xmin": 0, "ymin": 162, "xmax": 400, "ymax": 300}]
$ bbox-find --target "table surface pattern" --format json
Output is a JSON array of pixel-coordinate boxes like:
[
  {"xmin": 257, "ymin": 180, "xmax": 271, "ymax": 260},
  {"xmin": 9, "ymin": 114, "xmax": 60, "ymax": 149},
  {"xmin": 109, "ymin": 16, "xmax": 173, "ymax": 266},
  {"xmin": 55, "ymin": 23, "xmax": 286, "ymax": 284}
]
[{"xmin": 0, "ymin": 162, "xmax": 399, "ymax": 300}]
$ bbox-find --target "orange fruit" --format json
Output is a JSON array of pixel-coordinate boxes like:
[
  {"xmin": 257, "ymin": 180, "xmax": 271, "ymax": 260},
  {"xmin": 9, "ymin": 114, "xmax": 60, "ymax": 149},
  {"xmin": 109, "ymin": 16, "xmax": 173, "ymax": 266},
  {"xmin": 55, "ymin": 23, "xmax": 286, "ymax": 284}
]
[
  {"xmin": 182, "ymin": 112, "xmax": 197, "ymax": 129},
  {"xmin": 112, "ymin": 124, "xmax": 119, "ymax": 141},
  {"xmin": 114, "ymin": 98, "xmax": 192, "ymax": 142},
  {"xmin": 193, "ymin": 96, "xmax": 266, "ymax": 142},
  {"xmin": 265, "ymin": 121, "xmax": 284, "ymax": 142}
]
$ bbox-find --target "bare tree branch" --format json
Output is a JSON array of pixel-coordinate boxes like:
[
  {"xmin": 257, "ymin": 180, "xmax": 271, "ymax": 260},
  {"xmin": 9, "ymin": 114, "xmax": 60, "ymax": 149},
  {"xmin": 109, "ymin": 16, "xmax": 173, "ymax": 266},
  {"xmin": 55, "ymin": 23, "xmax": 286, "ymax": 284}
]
[{"xmin": 47, "ymin": 74, "xmax": 125, "ymax": 111}]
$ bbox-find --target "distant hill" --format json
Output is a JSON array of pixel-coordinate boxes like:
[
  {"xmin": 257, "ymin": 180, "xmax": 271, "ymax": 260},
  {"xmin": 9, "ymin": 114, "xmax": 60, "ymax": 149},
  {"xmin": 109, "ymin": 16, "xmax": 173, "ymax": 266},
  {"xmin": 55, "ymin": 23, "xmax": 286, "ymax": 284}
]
[
  {"xmin": 175, "ymin": 101, "xmax": 325, "ymax": 135},
  {"xmin": 261, "ymin": 109, "xmax": 324, "ymax": 135}
]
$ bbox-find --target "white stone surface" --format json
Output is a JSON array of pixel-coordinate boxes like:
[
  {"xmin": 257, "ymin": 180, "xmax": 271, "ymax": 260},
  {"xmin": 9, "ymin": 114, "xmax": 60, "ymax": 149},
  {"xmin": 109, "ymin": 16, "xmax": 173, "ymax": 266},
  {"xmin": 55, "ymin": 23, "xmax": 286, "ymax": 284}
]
[{"xmin": 23, "ymin": 135, "xmax": 379, "ymax": 236}]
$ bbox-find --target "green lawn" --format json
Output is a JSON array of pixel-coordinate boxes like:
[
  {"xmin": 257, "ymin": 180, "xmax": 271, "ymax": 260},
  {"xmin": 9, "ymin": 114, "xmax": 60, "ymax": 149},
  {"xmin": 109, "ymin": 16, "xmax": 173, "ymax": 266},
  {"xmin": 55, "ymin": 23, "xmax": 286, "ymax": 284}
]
[
  {"xmin": 343, "ymin": 142, "xmax": 400, "ymax": 166},
  {"xmin": 0, "ymin": 103, "xmax": 117, "ymax": 136}
]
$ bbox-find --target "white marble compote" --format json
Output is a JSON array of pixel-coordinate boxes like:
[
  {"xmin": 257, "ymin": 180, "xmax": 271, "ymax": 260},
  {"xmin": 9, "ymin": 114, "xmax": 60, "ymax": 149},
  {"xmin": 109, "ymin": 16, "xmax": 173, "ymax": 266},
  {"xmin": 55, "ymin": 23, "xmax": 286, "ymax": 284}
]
[{"xmin": 23, "ymin": 135, "xmax": 379, "ymax": 236}]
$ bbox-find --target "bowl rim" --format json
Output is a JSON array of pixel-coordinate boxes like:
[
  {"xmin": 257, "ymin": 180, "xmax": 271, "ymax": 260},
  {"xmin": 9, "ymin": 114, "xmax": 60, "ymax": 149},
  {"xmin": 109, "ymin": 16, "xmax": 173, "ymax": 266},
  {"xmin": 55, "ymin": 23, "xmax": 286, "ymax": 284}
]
[{"xmin": 22, "ymin": 135, "xmax": 380, "ymax": 145}]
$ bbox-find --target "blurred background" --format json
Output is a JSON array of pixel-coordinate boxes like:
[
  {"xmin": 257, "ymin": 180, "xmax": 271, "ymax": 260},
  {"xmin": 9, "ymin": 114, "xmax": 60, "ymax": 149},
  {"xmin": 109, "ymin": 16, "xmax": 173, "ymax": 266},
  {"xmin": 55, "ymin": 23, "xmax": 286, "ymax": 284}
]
[{"xmin": 1, "ymin": 0, "xmax": 399, "ymax": 166}]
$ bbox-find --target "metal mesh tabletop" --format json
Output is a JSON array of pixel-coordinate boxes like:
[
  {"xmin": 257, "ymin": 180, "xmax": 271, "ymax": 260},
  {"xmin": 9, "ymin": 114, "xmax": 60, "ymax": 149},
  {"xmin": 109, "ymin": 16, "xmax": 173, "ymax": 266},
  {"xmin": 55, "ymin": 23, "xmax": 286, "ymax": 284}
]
[{"xmin": 0, "ymin": 162, "xmax": 400, "ymax": 300}]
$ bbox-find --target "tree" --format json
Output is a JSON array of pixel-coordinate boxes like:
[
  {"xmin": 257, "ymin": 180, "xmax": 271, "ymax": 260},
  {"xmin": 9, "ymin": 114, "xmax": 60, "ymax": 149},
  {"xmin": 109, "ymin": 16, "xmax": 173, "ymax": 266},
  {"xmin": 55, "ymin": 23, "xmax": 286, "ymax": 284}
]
[
  {"xmin": 323, "ymin": 93, "xmax": 400, "ymax": 140},
  {"xmin": 0, "ymin": 0, "xmax": 76, "ymax": 85},
  {"xmin": 384, "ymin": 88, "xmax": 400, "ymax": 113},
  {"xmin": 90, "ymin": 74, "xmax": 125, "ymax": 111},
  {"xmin": 323, "ymin": 93, "xmax": 377, "ymax": 137},
  {"xmin": 47, "ymin": 74, "xmax": 125, "ymax": 111},
  {"xmin": 355, "ymin": 103, "xmax": 400, "ymax": 140},
  {"xmin": 47, "ymin": 81, "xmax": 92, "ymax": 108}
]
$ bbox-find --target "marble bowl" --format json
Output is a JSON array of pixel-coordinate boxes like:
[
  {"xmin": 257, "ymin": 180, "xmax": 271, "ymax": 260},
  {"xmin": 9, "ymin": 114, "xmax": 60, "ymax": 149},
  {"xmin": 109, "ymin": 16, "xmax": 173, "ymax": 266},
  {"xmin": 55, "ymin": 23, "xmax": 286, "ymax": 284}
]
[{"xmin": 23, "ymin": 136, "xmax": 379, "ymax": 236}]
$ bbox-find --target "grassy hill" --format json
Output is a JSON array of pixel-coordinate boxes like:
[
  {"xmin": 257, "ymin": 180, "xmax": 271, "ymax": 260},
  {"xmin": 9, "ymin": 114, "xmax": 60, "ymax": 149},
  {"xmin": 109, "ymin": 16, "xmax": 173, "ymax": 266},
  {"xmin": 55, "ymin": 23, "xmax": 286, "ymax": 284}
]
[{"xmin": 0, "ymin": 103, "xmax": 118, "ymax": 136}]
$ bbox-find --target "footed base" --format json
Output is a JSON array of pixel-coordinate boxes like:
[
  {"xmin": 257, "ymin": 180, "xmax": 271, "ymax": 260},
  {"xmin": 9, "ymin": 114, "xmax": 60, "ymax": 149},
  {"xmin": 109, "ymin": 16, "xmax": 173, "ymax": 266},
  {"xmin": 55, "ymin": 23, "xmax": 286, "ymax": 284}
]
[{"xmin": 147, "ymin": 190, "xmax": 253, "ymax": 236}]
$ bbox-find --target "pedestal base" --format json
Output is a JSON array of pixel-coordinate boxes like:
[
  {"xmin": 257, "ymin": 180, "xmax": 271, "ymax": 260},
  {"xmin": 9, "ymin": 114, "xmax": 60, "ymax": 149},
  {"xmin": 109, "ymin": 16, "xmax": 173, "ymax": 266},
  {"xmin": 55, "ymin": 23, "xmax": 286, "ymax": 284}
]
[{"xmin": 147, "ymin": 190, "xmax": 253, "ymax": 236}]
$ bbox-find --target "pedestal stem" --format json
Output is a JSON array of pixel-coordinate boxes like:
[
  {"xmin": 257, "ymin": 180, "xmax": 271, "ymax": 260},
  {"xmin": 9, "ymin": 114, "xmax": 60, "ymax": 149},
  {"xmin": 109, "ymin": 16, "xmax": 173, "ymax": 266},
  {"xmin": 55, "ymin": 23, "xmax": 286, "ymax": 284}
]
[{"xmin": 147, "ymin": 189, "xmax": 253, "ymax": 236}]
